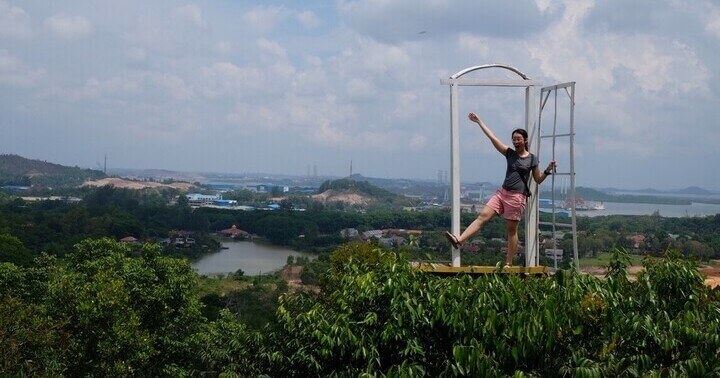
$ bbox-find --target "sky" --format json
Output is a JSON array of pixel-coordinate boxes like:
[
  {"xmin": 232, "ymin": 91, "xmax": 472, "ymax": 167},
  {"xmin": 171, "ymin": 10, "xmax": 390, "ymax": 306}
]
[{"xmin": 1, "ymin": 0, "xmax": 719, "ymax": 190}]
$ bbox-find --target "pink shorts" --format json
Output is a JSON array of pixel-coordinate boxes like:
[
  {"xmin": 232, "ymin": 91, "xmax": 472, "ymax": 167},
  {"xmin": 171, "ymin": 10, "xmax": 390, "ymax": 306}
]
[{"xmin": 485, "ymin": 188, "xmax": 527, "ymax": 221}]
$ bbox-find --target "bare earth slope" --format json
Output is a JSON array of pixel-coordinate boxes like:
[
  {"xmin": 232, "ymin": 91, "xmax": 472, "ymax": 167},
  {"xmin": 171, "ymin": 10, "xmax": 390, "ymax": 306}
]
[
  {"xmin": 82, "ymin": 177, "xmax": 195, "ymax": 191},
  {"xmin": 311, "ymin": 189, "xmax": 372, "ymax": 206}
]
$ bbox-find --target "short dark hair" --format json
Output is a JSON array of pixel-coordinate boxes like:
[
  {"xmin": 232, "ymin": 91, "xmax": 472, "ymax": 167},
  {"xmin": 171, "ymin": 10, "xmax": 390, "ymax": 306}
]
[{"xmin": 511, "ymin": 128, "xmax": 529, "ymax": 149}]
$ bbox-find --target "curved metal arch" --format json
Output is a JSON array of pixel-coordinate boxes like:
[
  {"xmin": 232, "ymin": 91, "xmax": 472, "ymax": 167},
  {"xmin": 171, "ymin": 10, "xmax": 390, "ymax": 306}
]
[{"xmin": 450, "ymin": 64, "xmax": 530, "ymax": 80}]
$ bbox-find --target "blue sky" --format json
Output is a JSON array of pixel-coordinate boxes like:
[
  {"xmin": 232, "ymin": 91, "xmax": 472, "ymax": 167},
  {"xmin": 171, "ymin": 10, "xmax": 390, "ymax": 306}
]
[{"xmin": 1, "ymin": 0, "xmax": 719, "ymax": 190}]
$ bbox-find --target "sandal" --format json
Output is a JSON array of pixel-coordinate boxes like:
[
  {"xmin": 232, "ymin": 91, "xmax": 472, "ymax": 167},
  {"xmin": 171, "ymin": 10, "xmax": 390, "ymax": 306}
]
[{"xmin": 444, "ymin": 231, "xmax": 461, "ymax": 249}]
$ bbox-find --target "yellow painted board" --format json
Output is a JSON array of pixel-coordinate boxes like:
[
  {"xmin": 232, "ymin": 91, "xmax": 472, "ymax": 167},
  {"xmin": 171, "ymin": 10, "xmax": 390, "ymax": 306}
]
[{"xmin": 412, "ymin": 263, "xmax": 548, "ymax": 276}]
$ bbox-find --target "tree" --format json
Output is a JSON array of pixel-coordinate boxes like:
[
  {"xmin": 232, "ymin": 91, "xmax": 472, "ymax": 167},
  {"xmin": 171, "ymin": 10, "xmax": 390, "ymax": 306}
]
[
  {"xmin": 0, "ymin": 233, "xmax": 33, "ymax": 266},
  {"xmin": 0, "ymin": 238, "xmax": 207, "ymax": 376},
  {"xmin": 256, "ymin": 215, "xmax": 302, "ymax": 245}
]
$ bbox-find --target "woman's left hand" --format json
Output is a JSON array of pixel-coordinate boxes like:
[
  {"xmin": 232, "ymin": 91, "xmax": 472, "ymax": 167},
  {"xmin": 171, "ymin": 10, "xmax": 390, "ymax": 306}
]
[{"xmin": 547, "ymin": 160, "xmax": 557, "ymax": 172}]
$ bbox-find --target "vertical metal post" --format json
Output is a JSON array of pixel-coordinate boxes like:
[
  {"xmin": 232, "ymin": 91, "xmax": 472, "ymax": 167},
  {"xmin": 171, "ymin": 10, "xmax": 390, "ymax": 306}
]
[
  {"xmin": 569, "ymin": 85, "xmax": 579, "ymax": 270},
  {"xmin": 551, "ymin": 89, "xmax": 558, "ymax": 270},
  {"xmin": 450, "ymin": 84, "xmax": 461, "ymax": 267},
  {"xmin": 525, "ymin": 87, "xmax": 539, "ymax": 267}
]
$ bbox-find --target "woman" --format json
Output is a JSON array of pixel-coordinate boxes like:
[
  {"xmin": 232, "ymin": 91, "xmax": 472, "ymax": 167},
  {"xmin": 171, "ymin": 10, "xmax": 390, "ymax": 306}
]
[{"xmin": 445, "ymin": 112, "xmax": 556, "ymax": 267}]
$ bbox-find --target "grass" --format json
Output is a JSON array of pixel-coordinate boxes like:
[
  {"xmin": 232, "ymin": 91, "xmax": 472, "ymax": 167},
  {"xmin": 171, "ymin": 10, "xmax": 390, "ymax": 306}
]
[
  {"xmin": 196, "ymin": 275, "xmax": 250, "ymax": 297},
  {"xmin": 579, "ymin": 251, "xmax": 646, "ymax": 267}
]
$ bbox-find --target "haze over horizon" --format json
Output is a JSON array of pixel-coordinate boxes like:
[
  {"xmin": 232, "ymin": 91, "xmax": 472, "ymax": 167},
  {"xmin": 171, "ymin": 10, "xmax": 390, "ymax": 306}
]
[{"xmin": 2, "ymin": 1, "xmax": 720, "ymax": 190}]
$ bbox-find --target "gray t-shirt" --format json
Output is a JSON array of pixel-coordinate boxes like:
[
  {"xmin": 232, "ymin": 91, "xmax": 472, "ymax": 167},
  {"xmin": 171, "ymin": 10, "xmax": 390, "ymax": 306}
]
[{"xmin": 502, "ymin": 148, "xmax": 538, "ymax": 194}]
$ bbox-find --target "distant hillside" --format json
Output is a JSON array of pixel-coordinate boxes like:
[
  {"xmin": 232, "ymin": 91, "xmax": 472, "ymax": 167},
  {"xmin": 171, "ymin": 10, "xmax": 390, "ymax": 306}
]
[
  {"xmin": 314, "ymin": 178, "xmax": 415, "ymax": 207},
  {"xmin": 0, "ymin": 154, "xmax": 105, "ymax": 187},
  {"xmin": 540, "ymin": 186, "xmax": 691, "ymax": 205},
  {"xmin": 672, "ymin": 186, "xmax": 714, "ymax": 195},
  {"xmin": 600, "ymin": 186, "xmax": 715, "ymax": 196}
]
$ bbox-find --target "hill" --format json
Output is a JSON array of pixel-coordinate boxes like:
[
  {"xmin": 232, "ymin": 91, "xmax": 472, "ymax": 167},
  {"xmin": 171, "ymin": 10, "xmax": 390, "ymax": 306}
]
[
  {"xmin": 672, "ymin": 186, "xmax": 714, "ymax": 195},
  {"xmin": 0, "ymin": 154, "xmax": 105, "ymax": 188},
  {"xmin": 540, "ymin": 186, "xmax": 692, "ymax": 205},
  {"xmin": 313, "ymin": 178, "xmax": 416, "ymax": 207}
]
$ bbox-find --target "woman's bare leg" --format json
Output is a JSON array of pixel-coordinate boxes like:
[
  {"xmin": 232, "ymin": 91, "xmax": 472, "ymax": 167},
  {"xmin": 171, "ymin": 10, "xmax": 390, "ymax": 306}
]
[
  {"xmin": 456, "ymin": 205, "xmax": 497, "ymax": 244},
  {"xmin": 505, "ymin": 219, "xmax": 520, "ymax": 265}
]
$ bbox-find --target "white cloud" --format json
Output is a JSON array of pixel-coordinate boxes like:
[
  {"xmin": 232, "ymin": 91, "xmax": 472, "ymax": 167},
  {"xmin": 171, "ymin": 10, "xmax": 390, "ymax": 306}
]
[
  {"xmin": 201, "ymin": 61, "xmax": 262, "ymax": 98},
  {"xmin": 82, "ymin": 76, "xmax": 143, "ymax": 98},
  {"xmin": 3, "ymin": 1, "xmax": 720, "ymax": 187},
  {"xmin": 527, "ymin": 0, "xmax": 711, "ymax": 149},
  {"xmin": 127, "ymin": 47, "xmax": 146, "ymax": 62},
  {"xmin": 256, "ymin": 38, "xmax": 287, "ymax": 59},
  {"xmin": 340, "ymin": 0, "xmax": 559, "ymax": 43},
  {"xmin": 171, "ymin": 4, "xmax": 206, "ymax": 28},
  {"xmin": 36, "ymin": 74, "xmax": 144, "ymax": 102},
  {"xmin": 44, "ymin": 13, "xmax": 93, "ymax": 40},
  {"xmin": 407, "ymin": 134, "xmax": 428, "ymax": 150},
  {"xmin": 457, "ymin": 34, "xmax": 491, "ymax": 56},
  {"xmin": 213, "ymin": 40, "xmax": 233, "ymax": 55},
  {"xmin": 346, "ymin": 78, "xmax": 376, "ymax": 99},
  {"xmin": 0, "ymin": 50, "xmax": 45, "ymax": 87},
  {"xmin": 0, "ymin": 1, "xmax": 32, "ymax": 38},
  {"xmin": 152, "ymin": 73, "xmax": 194, "ymax": 101},
  {"xmin": 339, "ymin": 36, "xmax": 411, "ymax": 75},
  {"xmin": 242, "ymin": 6, "xmax": 290, "ymax": 34},
  {"xmin": 390, "ymin": 91, "xmax": 420, "ymax": 120},
  {"xmin": 703, "ymin": 5, "xmax": 720, "ymax": 39},
  {"xmin": 297, "ymin": 10, "xmax": 320, "ymax": 29}
]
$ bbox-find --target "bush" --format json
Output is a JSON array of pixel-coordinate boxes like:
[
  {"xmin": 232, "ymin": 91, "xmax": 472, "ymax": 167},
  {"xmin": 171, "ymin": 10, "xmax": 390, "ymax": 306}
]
[
  {"xmin": 266, "ymin": 246, "xmax": 720, "ymax": 376},
  {"xmin": 3, "ymin": 241, "xmax": 719, "ymax": 376}
]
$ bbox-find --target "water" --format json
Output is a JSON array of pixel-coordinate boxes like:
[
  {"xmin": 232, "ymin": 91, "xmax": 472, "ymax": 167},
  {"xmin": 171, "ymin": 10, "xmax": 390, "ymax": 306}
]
[
  {"xmin": 579, "ymin": 201, "xmax": 720, "ymax": 218},
  {"xmin": 192, "ymin": 241, "xmax": 312, "ymax": 276}
]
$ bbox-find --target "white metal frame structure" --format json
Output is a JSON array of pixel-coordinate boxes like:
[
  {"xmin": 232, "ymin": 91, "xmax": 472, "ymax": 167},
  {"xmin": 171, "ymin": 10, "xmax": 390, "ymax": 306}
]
[
  {"xmin": 441, "ymin": 64, "xmax": 543, "ymax": 267},
  {"xmin": 538, "ymin": 82, "xmax": 579, "ymax": 269}
]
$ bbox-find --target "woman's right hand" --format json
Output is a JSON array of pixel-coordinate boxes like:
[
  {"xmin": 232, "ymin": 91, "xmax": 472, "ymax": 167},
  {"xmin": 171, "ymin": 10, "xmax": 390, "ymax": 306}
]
[{"xmin": 468, "ymin": 112, "xmax": 480, "ymax": 124}]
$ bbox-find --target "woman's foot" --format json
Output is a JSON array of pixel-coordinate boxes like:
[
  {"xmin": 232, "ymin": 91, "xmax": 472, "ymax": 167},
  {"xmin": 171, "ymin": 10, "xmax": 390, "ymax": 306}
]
[{"xmin": 444, "ymin": 231, "xmax": 461, "ymax": 249}]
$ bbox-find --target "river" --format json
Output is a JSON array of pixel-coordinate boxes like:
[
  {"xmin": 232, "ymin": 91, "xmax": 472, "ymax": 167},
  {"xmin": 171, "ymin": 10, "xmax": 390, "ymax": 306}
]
[
  {"xmin": 192, "ymin": 240, "xmax": 312, "ymax": 276},
  {"xmin": 578, "ymin": 201, "xmax": 720, "ymax": 218}
]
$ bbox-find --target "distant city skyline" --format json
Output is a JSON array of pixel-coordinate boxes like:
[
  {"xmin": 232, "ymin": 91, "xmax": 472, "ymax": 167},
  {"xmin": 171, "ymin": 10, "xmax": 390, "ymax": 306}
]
[{"xmin": 2, "ymin": 1, "xmax": 720, "ymax": 190}]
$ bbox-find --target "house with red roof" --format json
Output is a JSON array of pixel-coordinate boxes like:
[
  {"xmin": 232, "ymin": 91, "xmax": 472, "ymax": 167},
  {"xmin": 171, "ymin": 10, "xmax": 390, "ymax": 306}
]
[{"xmin": 218, "ymin": 225, "xmax": 251, "ymax": 239}]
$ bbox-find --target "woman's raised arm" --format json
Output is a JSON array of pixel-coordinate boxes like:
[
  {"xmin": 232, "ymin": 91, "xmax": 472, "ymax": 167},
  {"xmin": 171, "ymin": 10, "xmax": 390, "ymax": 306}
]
[{"xmin": 468, "ymin": 112, "xmax": 508, "ymax": 155}]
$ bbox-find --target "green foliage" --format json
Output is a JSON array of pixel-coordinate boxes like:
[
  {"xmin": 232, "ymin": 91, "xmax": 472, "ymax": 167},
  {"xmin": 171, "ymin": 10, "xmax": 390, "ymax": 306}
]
[
  {"xmin": 328, "ymin": 241, "xmax": 392, "ymax": 272},
  {"xmin": 0, "ymin": 295, "xmax": 65, "ymax": 375},
  {"xmin": 190, "ymin": 310, "xmax": 265, "ymax": 376},
  {"xmin": 0, "ymin": 233, "xmax": 33, "ymax": 266},
  {"xmin": 2, "ymin": 240, "xmax": 720, "ymax": 376},
  {"xmin": 265, "ymin": 246, "xmax": 720, "ymax": 376},
  {"xmin": 300, "ymin": 253, "xmax": 330, "ymax": 285},
  {"xmin": 225, "ymin": 281, "xmax": 286, "ymax": 329},
  {"xmin": 0, "ymin": 238, "xmax": 206, "ymax": 376},
  {"xmin": 636, "ymin": 249, "xmax": 707, "ymax": 315},
  {"xmin": 318, "ymin": 178, "xmax": 392, "ymax": 197},
  {"xmin": 7, "ymin": 184, "xmax": 719, "ymax": 260},
  {"xmin": 256, "ymin": 214, "xmax": 305, "ymax": 245}
]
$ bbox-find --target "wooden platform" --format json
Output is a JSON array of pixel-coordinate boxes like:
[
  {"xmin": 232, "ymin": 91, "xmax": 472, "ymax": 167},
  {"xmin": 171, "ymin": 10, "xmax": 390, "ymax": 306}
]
[{"xmin": 412, "ymin": 262, "xmax": 548, "ymax": 276}]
